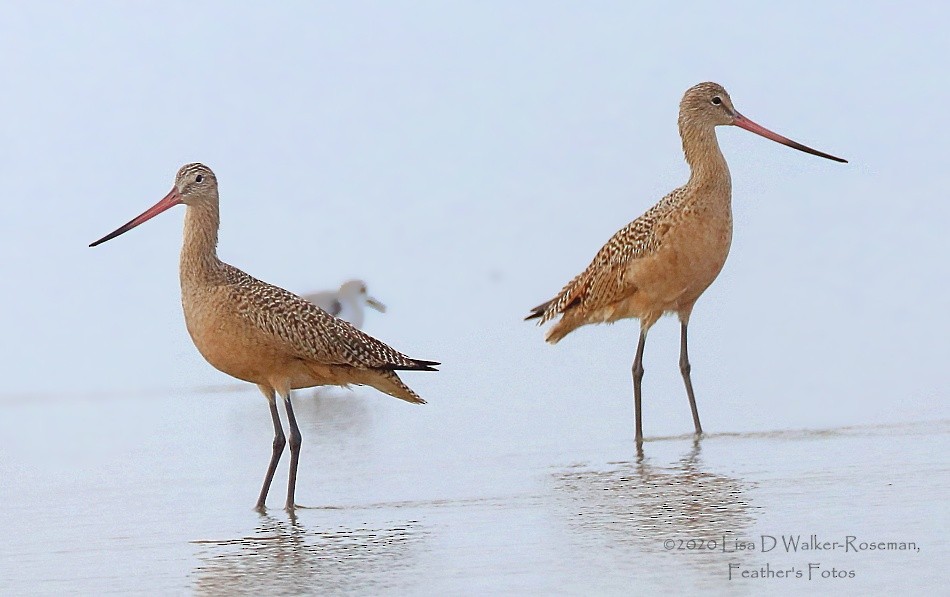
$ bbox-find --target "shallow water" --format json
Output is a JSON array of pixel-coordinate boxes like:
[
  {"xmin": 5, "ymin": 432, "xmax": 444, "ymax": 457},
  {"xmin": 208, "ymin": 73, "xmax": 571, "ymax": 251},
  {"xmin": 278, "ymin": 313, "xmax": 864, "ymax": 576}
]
[{"xmin": 1, "ymin": 387, "xmax": 945, "ymax": 595}]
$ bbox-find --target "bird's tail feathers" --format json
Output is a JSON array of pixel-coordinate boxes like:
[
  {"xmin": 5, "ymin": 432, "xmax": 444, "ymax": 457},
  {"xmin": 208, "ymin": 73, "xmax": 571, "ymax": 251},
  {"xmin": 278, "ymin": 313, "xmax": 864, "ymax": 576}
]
[
  {"xmin": 388, "ymin": 358, "xmax": 439, "ymax": 372},
  {"xmin": 524, "ymin": 299, "xmax": 552, "ymax": 321},
  {"xmin": 360, "ymin": 369, "xmax": 428, "ymax": 404}
]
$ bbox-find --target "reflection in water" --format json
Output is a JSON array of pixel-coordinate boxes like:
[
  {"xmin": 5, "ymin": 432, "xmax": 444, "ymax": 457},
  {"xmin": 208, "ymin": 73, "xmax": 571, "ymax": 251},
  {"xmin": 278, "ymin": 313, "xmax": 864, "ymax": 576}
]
[
  {"xmin": 191, "ymin": 514, "xmax": 426, "ymax": 596},
  {"xmin": 553, "ymin": 440, "xmax": 758, "ymax": 584},
  {"xmin": 294, "ymin": 388, "xmax": 376, "ymax": 448}
]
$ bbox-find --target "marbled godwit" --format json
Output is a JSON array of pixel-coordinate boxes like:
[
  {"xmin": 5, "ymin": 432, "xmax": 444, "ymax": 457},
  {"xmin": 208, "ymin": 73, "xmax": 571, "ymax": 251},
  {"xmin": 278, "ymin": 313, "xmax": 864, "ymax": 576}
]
[
  {"xmin": 526, "ymin": 82, "xmax": 846, "ymax": 442},
  {"xmin": 90, "ymin": 163, "xmax": 438, "ymax": 510},
  {"xmin": 303, "ymin": 280, "xmax": 385, "ymax": 329}
]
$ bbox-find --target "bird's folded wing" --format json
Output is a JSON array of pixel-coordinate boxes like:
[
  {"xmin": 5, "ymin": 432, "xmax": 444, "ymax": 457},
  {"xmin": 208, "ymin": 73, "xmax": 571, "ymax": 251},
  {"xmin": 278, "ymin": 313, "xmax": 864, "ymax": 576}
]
[
  {"xmin": 227, "ymin": 268, "xmax": 431, "ymax": 370},
  {"xmin": 543, "ymin": 204, "xmax": 669, "ymax": 319}
]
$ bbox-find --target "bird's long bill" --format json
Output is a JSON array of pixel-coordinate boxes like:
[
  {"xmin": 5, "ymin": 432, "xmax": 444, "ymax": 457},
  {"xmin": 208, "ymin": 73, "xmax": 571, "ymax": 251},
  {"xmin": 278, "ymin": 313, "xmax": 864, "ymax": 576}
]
[
  {"xmin": 366, "ymin": 297, "xmax": 387, "ymax": 313},
  {"xmin": 733, "ymin": 113, "xmax": 847, "ymax": 163},
  {"xmin": 89, "ymin": 186, "xmax": 183, "ymax": 247}
]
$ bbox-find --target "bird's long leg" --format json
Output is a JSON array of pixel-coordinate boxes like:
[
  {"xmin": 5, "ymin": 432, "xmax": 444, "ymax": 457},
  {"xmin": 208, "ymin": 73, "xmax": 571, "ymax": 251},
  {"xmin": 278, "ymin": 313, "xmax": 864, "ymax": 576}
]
[
  {"xmin": 256, "ymin": 386, "xmax": 286, "ymax": 512},
  {"xmin": 632, "ymin": 327, "xmax": 648, "ymax": 444},
  {"xmin": 282, "ymin": 390, "xmax": 303, "ymax": 511},
  {"xmin": 679, "ymin": 319, "xmax": 703, "ymax": 436}
]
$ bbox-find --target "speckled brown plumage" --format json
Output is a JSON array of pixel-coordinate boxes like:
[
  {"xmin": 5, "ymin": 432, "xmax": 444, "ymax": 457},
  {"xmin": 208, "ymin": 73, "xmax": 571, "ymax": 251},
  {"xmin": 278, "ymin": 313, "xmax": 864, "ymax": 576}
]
[
  {"xmin": 526, "ymin": 81, "xmax": 846, "ymax": 442},
  {"xmin": 528, "ymin": 185, "xmax": 693, "ymax": 338},
  {"xmin": 173, "ymin": 163, "xmax": 436, "ymax": 406},
  {"xmin": 90, "ymin": 162, "xmax": 438, "ymax": 510},
  {"xmin": 224, "ymin": 268, "xmax": 424, "ymax": 371}
]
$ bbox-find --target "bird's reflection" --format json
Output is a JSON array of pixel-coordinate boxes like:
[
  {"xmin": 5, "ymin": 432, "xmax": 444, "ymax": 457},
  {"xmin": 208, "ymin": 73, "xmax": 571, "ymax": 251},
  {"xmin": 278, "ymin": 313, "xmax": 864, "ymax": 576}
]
[
  {"xmin": 553, "ymin": 439, "xmax": 758, "ymax": 581},
  {"xmin": 295, "ymin": 388, "xmax": 375, "ymax": 441},
  {"xmin": 191, "ymin": 513, "xmax": 426, "ymax": 595}
]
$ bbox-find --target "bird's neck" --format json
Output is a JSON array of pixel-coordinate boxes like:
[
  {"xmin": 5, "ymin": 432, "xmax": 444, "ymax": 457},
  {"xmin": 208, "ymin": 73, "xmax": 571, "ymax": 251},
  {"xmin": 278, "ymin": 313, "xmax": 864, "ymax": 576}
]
[
  {"xmin": 680, "ymin": 122, "xmax": 732, "ymax": 199},
  {"xmin": 180, "ymin": 201, "xmax": 223, "ymax": 283}
]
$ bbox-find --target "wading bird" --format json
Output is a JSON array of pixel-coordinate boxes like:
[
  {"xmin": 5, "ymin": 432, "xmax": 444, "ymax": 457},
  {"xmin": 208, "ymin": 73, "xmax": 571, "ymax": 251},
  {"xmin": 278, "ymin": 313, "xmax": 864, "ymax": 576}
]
[
  {"xmin": 90, "ymin": 163, "xmax": 437, "ymax": 510},
  {"xmin": 303, "ymin": 280, "xmax": 385, "ymax": 329},
  {"xmin": 527, "ymin": 82, "xmax": 846, "ymax": 442}
]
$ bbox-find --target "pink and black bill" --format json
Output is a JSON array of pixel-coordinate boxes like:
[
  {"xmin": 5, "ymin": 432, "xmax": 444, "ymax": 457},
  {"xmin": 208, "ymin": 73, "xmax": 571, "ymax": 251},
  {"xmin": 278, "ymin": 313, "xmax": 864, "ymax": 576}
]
[
  {"xmin": 89, "ymin": 187, "xmax": 183, "ymax": 247},
  {"xmin": 733, "ymin": 112, "xmax": 847, "ymax": 163}
]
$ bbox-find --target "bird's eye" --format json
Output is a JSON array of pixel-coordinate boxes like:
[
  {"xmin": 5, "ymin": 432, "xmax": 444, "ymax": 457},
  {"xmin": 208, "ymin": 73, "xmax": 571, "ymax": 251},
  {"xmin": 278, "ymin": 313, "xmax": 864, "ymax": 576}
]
[
  {"xmin": 711, "ymin": 96, "xmax": 722, "ymax": 105},
  {"xmin": 195, "ymin": 174, "xmax": 204, "ymax": 183}
]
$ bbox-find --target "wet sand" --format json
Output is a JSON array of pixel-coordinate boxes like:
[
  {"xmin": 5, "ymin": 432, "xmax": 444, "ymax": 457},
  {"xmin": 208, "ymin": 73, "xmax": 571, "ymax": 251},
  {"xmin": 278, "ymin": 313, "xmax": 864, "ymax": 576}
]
[{"xmin": 1, "ymin": 388, "xmax": 945, "ymax": 595}]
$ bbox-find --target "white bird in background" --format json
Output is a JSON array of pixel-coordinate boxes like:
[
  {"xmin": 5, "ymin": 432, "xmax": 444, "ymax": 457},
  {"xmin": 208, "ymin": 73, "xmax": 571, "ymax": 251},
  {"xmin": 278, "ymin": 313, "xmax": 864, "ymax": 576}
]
[{"xmin": 302, "ymin": 280, "xmax": 386, "ymax": 329}]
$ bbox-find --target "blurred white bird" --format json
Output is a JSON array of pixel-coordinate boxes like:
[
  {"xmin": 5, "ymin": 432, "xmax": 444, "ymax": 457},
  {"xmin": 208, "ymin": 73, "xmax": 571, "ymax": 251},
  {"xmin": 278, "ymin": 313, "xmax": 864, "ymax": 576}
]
[{"xmin": 301, "ymin": 280, "xmax": 386, "ymax": 329}]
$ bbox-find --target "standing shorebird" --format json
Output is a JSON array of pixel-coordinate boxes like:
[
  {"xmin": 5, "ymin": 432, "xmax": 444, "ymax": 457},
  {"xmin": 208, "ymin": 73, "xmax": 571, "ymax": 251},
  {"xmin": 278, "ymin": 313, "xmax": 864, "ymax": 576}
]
[
  {"xmin": 527, "ymin": 82, "xmax": 846, "ymax": 442},
  {"xmin": 90, "ymin": 163, "xmax": 438, "ymax": 511},
  {"xmin": 302, "ymin": 280, "xmax": 386, "ymax": 329}
]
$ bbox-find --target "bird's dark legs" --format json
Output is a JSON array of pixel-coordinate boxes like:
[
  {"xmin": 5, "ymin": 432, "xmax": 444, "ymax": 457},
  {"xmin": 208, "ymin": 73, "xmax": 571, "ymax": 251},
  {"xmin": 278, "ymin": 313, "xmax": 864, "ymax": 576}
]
[
  {"xmin": 632, "ymin": 328, "xmax": 648, "ymax": 444},
  {"xmin": 282, "ymin": 391, "xmax": 302, "ymax": 511},
  {"xmin": 679, "ymin": 320, "xmax": 703, "ymax": 436},
  {"xmin": 256, "ymin": 391, "xmax": 286, "ymax": 512}
]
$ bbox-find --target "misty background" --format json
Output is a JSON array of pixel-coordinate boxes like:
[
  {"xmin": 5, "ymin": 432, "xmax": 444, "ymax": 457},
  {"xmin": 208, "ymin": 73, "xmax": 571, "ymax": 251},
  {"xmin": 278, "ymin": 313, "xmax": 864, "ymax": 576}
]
[{"xmin": 1, "ymin": 1, "xmax": 946, "ymax": 442}]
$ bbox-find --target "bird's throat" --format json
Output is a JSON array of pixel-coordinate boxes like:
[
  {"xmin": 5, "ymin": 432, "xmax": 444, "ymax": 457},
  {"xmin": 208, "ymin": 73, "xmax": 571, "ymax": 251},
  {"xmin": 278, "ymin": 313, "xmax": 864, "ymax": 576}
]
[
  {"xmin": 680, "ymin": 124, "xmax": 731, "ymax": 193},
  {"xmin": 180, "ymin": 203, "xmax": 223, "ymax": 284}
]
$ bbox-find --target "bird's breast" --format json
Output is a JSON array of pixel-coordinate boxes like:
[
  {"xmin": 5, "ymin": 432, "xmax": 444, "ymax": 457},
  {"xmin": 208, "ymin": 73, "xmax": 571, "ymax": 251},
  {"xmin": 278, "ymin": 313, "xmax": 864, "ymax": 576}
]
[
  {"xmin": 626, "ymin": 204, "xmax": 733, "ymax": 313},
  {"xmin": 180, "ymin": 284, "xmax": 292, "ymax": 385},
  {"xmin": 666, "ymin": 204, "xmax": 733, "ymax": 301}
]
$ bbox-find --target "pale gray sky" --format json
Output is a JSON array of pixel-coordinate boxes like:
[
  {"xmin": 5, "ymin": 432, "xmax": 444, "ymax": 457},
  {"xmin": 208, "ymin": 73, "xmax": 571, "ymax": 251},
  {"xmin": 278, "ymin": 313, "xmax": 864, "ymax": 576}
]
[{"xmin": 1, "ymin": 2, "xmax": 946, "ymax": 435}]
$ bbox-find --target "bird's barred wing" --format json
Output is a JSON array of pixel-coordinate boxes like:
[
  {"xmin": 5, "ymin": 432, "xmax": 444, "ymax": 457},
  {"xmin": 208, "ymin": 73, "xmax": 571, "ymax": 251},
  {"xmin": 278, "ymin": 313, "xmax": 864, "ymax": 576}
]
[
  {"xmin": 225, "ymin": 267, "xmax": 435, "ymax": 371},
  {"xmin": 535, "ymin": 188, "xmax": 683, "ymax": 321}
]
